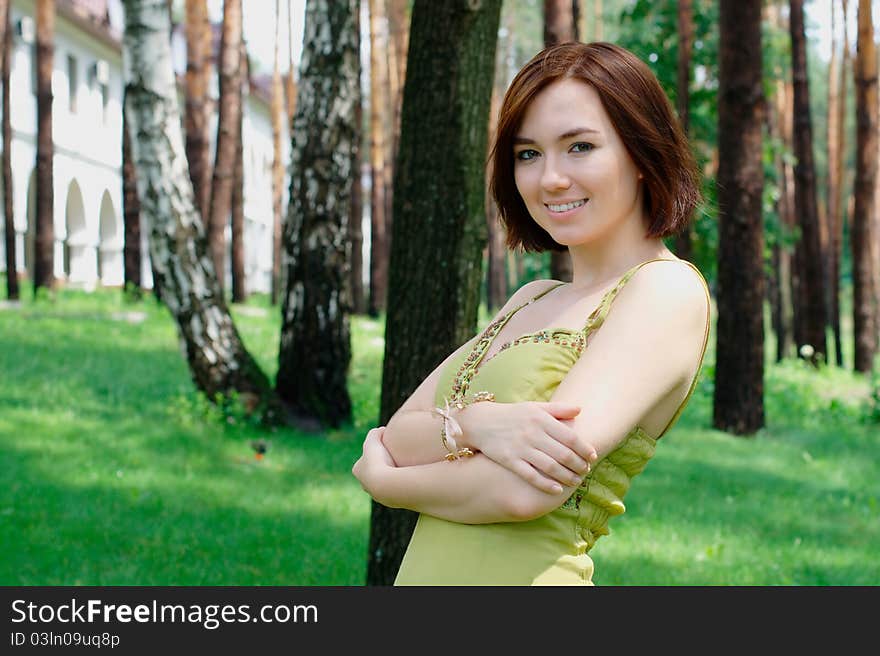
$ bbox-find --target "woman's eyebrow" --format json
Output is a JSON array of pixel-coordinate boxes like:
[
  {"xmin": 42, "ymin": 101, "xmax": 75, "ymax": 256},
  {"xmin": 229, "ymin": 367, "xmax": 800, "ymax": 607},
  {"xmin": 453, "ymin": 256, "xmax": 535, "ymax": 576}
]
[{"xmin": 513, "ymin": 127, "xmax": 600, "ymax": 145}]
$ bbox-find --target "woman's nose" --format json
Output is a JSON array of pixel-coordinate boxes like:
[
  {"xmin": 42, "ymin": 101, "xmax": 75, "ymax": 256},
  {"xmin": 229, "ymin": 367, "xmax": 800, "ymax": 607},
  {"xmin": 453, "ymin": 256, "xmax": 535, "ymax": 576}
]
[{"xmin": 541, "ymin": 160, "xmax": 571, "ymax": 190}]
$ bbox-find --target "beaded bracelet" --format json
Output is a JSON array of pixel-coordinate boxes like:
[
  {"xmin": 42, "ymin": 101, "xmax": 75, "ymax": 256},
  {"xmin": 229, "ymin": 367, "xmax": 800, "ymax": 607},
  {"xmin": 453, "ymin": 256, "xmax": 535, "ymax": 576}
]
[{"xmin": 431, "ymin": 391, "xmax": 495, "ymax": 461}]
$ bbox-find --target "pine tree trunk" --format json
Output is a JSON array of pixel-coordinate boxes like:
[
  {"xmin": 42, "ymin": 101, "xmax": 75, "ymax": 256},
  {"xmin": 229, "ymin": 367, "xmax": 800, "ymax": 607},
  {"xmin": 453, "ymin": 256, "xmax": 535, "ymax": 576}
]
[
  {"xmin": 184, "ymin": 0, "xmax": 212, "ymax": 222},
  {"xmin": 827, "ymin": 0, "xmax": 846, "ymax": 367},
  {"xmin": 121, "ymin": 0, "xmax": 275, "ymax": 415},
  {"xmin": 271, "ymin": 0, "xmax": 285, "ymax": 306},
  {"xmin": 789, "ymin": 0, "xmax": 828, "ymax": 366},
  {"xmin": 349, "ymin": 0, "xmax": 365, "ymax": 315},
  {"xmin": 122, "ymin": 94, "xmax": 142, "ymax": 299},
  {"xmin": 832, "ymin": 0, "xmax": 849, "ymax": 367},
  {"xmin": 34, "ymin": 0, "xmax": 55, "ymax": 295},
  {"xmin": 368, "ymin": 0, "xmax": 389, "ymax": 316},
  {"xmin": 713, "ymin": 0, "xmax": 765, "ymax": 435},
  {"xmin": 853, "ymin": 0, "xmax": 879, "ymax": 372},
  {"xmin": 207, "ymin": 0, "xmax": 243, "ymax": 295},
  {"xmin": 767, "ymin": 3, "xmax": 794, "ymax": 362},
  {"xmin": 1, "ymin": 0, "xmax": 18, "ymax": 300},
  {"xmin": 386, "ymin": 0, "xmax": 408, "ymax": 179},
  {"xmin": 543, "ymin": 0, "xmax": 574, "ymax": 283},
  {"xmin": 230, "ymin": 69, "xmax": 245, "ymax": 304},
  {"xmin": 285, "ymin": 0, "xmax": 297, "ymax": 136},
  {"xmin": 366, "ymin": 0, "xmax": 503, "ymax": 587},
  {"xmin": 780, "ymin": 74, "xmax": 797, "ymax": 360},
  {"xmin": 674, "ymin": 0, "xmax": 694, "ymax": 261},
  {"xmin": 486, "ymin": 86, "xmax": 507, "ymax": 312},
  {"xmin": 276, "ymin": 0, "xmax": 358, "ymax": 429}
]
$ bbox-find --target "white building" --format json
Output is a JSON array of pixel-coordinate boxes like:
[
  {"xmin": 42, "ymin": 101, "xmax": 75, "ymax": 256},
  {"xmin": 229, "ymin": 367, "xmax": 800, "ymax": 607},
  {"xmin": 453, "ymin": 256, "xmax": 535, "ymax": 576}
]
[{"xmin": 0, "ymin": 0, "xmax": 288, "ymax": 294}]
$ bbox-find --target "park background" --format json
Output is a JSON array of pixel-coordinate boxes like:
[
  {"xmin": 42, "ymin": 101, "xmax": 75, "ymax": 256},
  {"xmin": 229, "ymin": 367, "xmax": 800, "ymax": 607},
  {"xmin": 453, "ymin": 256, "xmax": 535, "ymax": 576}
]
[{"xmin": 1, "ymin": 0, "xmax": 878, "ymax": 586}]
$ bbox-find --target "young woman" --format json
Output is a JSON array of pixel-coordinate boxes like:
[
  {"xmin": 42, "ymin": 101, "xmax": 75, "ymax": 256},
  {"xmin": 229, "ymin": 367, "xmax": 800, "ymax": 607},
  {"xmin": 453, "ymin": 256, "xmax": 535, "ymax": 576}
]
[{"xmin": 352, "ymin": 42, "xmax": 711, "ymax": 585}]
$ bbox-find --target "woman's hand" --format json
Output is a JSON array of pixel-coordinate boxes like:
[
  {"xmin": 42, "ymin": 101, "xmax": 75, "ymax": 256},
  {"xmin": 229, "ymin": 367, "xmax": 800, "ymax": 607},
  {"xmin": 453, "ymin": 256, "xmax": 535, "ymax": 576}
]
[
  {"xmin": 352, "ymin": 426, "xmax": 393, "ymax": 502},
  {"xmin": 457, "ymin": 401, "xmax": 597, "ymax": 494}
]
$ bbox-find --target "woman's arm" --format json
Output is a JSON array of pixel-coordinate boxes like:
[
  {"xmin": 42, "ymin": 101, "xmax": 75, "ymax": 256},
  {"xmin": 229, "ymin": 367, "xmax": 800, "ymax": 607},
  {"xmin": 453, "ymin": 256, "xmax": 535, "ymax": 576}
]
[
  {"xmin": 354, "ymin": 262, "xmax": 710, "ymax": 524},
  {"xmin": 382, "ymin": 279, "xmax": 590, "ymax": 477},
  {"xmin": 353, "ymin": 427, "xmax": 578, "ymax": 524}
]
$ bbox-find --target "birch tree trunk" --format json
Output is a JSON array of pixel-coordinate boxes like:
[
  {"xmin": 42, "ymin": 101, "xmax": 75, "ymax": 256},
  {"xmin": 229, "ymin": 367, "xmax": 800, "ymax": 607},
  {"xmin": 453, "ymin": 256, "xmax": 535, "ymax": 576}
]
[
  {"xmin": 853, "ymin": 0, "xmax": 879, "ymax": 372},
  {"xmin": 122, "ymin": 0, "xmax": 275, "ymax": 414},
  {"xmin": 1, "ymin": 0, "xmax": 18, "ymax": 300},
  {"xmin": 713, "ymin": 0, "xmax": 765, "ymax": 435},
  {"xmin": 366, "ymin": 0, "xmax": 503, "ymax": 587},
  {"xmin": 207, "ymin": 0, "xmax": 243, "ymax": 296},
  {"xmin": 34, "ymin": 0, "xmax": 55, "ymax": 295},
  {"xmin": 275, "ymin": 0, "xmax": 358, "ymax": 429}
]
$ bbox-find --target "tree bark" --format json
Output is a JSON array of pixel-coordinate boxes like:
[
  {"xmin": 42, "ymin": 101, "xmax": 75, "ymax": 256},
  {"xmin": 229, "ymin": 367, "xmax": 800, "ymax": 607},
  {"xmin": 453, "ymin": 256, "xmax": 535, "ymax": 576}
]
[
  {"xmin": 486, "ymin": 86, "xmax": 507, "ymax": 312},
  {"xmin": 789, "ymin": 0, "xmax": 827, "ymax": 366},
  {"xmin": 122, "ymin": 92, "xmax": 142, "ymax": 300},
  {"xmin": 34, "ymin": 0, "xmax": 55, "ymax": 295},
  {"xmin": 230, "ymin": 41, "xmax": 246, "ymax": 303},
  {"xmin": 207, "ymin": 0, "xmax": 243, "ymax": 295},
  {"xmin": 853, "ymin": 0, "xmax": 879, "ymax": 372},
  {"xmin": 271, "ymin": 0, "xmax": 285, "ymax": 306},
  {"xmin": 831, "ymin": 0, "xmax": 849, "ymax": 368},
  {"xmin": 349, "ymin": 0, "xmax": 365, "ymax": 315},
  {"xmin": 184, "ymin": 0, "xmax": 212, "ymax": 223},
  {"xmin": 368, "ymin": 0, "xmax": 389, "ymax": 316},
  {"xmin": 366, "ymin": 0, "xmax": 502, "ymax": 587},
  {"xmin": 1, "ymin": 0, "xmax": 18, "ymax": 300},
  {"xmin": 230, "ymin": 65, "xmax": 245, "ymax": 303},
  {"xmin": 285, "ymin": 0, "xmax": 297, "ymax": 135},
  {"xmin": 122, "ymin": 0, "xmax": 275, "ymax": 415},
  {"xmin": 275, "ymin": 0, "xmax": 358, "ymax": 429},
  {"xmin": 713, "ymin": 0, "xmax": 765, "ymax": 435},
  {"xmin": 673, "ymin": 0, "xmax": 694, "ymax": 261},
  {"xmin": 543, "ymin": 0, "xmax": 574, "ymax": 283},
  {"xmin": 827, "ymin": 0, "xmax": 847, "ymax": 367},
  {"xmin": 386, "ymin": 0, "xmax": 408, "ymax": 166}
]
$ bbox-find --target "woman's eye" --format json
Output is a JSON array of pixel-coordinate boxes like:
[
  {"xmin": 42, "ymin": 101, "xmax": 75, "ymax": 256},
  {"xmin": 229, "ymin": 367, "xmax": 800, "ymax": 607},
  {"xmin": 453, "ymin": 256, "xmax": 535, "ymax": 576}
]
[
  {"xmin": 571, "ymin": 142, "xmax": 594, "ymax": 153},
  {"xmin": 515, "ymin": 149, "xmax": 539, "ymax": 161}
]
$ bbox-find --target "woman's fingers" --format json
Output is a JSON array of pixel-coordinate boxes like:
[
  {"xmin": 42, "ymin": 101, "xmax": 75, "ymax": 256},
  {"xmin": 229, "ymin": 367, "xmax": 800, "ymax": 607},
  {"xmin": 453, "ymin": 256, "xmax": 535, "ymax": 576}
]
[
  {"xmin": 538, "ymin": 402, "xmax": 581, "ymax": 419},
  {"xmin": 523, "ymin": 450, "xmax": 581, "ymax": 488},
  {"xmin": 538, "ymin": 416, "xmax": 596, "ymax": 470},
  {"xmin": 511, "ymin": 460, "xmax": 563, "ymax": 494}
]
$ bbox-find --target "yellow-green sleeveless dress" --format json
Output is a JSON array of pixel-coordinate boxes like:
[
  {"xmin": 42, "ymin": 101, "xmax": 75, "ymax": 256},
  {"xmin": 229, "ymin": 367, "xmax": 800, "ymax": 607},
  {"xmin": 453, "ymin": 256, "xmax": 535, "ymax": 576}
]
[{"xmin": 394, "ymin": 258, "xmax": 711, "ymax": 585}]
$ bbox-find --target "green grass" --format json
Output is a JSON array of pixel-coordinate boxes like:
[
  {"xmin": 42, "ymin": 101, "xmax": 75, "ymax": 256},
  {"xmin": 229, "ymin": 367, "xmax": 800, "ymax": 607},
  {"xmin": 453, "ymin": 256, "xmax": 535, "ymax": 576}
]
[{"xmin": 0, "ymin": 279, "xmax": 877, "ymax": 585}]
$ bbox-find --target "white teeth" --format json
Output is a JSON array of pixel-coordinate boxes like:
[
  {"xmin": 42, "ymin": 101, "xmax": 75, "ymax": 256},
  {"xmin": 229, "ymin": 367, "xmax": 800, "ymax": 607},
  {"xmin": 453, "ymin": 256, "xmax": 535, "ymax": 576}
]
[{"xmin": 546, "ymin": 199, "xmax": 587, "ymax": 212}]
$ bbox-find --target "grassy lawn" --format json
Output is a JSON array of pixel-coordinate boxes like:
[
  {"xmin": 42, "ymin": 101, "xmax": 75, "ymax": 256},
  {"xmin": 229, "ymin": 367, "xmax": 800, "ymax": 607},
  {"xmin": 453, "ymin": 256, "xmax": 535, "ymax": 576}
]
[{"xmin": 0, "ymin": 280, "xmax": 877, "ymax": 585}]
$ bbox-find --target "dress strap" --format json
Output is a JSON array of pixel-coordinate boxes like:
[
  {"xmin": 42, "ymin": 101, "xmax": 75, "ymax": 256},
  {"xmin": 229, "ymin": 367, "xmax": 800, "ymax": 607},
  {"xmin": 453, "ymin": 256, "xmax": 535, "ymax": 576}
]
[{"xmin": 582, "ymin": 258, "xmax": 701, "ymax": 333}]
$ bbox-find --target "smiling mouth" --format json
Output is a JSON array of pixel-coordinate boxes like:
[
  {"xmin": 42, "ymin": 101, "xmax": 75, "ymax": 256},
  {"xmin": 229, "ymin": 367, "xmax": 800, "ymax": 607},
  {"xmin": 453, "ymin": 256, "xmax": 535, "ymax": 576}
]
[{"xmin": 545, "ymin": 199, "xmax": 588, "ymax": 213}]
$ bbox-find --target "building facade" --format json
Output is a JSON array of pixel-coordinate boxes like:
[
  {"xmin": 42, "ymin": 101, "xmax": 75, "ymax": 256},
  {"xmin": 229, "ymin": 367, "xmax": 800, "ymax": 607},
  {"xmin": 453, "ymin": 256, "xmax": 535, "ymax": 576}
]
[{"xmin": 1, "ymin": 0, "xmax": 288, "ymax": 295}]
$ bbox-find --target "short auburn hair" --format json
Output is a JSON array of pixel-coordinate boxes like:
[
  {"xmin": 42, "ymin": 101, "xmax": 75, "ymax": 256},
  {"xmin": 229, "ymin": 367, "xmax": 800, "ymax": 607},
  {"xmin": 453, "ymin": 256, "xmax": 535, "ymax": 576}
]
[{"xmin": 489, "ymin": 42, "xmax": 702, "ymax": 252}]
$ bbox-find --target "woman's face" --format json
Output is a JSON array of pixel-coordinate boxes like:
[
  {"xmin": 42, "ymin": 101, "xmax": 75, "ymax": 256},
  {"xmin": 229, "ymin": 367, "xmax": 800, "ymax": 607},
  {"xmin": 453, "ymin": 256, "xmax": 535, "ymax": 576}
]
[{"xmin": 512, "ymin": 78, "xmax": 644, "ymax": 248}]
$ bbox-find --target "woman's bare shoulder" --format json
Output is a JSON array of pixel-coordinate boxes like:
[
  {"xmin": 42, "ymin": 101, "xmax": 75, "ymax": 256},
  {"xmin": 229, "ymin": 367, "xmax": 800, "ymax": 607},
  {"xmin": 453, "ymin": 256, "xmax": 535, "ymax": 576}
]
[
  {"xmin": 621, "ymin": 259, "xmax": 709, "ymax": 331},
  {"xmin": 506, "ymin": 278, "xmax": 564, "ymax": 306}
]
